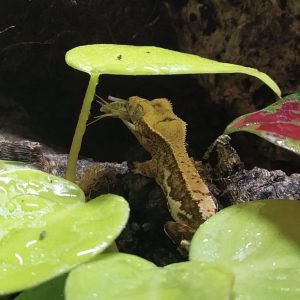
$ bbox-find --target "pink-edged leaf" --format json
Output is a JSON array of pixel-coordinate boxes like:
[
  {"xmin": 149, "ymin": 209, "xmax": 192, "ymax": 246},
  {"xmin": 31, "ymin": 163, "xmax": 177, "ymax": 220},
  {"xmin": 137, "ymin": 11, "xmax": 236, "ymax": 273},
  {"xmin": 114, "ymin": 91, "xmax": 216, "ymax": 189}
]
[{"xmin": 225, "ymin": 93, "xmax": 300, "ymax": 154}]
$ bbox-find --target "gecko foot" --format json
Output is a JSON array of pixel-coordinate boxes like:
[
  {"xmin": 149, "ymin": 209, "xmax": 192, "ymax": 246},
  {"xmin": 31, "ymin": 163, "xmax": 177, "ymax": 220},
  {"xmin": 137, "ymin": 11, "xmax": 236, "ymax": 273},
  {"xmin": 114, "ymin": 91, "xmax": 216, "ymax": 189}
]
[{"xmin": 164, "ymin": 221, "xmax": 196, "ymax": 254}]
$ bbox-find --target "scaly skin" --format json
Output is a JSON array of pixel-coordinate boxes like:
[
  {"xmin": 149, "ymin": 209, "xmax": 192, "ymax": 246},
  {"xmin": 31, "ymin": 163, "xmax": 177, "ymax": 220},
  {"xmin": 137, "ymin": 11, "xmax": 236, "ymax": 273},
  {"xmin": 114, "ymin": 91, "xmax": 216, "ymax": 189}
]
[
  {"xmin": 100, "ymin": 96, "xmax": 217, "ymax": 244},
  {"xmin": 124, "ymin": 97, "xmax": 217, "ymax": 240}
]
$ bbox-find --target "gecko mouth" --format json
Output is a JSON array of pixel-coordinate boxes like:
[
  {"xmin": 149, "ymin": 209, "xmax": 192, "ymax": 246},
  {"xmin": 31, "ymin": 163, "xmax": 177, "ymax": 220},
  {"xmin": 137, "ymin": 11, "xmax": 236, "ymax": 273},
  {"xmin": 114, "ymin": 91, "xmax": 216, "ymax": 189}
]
[
  {"xmin": 88, "ymin": 95, "xmax": 131, "ymax": 125},
  {"xmin": 158, "ymin": 117, "xmax": 177, "ymax": 123}
]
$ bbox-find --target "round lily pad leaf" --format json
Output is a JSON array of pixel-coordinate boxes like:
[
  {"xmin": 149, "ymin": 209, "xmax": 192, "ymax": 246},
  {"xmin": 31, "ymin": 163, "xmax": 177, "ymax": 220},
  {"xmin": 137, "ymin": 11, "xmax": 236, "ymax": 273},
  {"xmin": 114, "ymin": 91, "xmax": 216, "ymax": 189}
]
[
  {"xmin": 65, "ymin": 253, "xmax": 233, "ymax": 300},
  {"xmin": 0, "ymin": 168, "xmax": 129, "ymax": 295},
  {"xmin": 0, "ymin": 169, "xmax": 85, "ymax": 239},
  {"xmin": 190, "ymin": 200, "xmax": 300, "ymax": 300},
  {"xmin": 65, "ymin": 44, "xmax": 281, "ymax": 97}
]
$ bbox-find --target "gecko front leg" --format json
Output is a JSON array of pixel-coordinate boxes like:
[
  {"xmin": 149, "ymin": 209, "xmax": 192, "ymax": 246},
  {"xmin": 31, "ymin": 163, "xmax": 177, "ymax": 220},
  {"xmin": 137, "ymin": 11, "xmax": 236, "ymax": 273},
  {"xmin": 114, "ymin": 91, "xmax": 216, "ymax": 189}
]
[{"xmin": 132, "ymin": 159, "xmax": 158, "ymax": 178}]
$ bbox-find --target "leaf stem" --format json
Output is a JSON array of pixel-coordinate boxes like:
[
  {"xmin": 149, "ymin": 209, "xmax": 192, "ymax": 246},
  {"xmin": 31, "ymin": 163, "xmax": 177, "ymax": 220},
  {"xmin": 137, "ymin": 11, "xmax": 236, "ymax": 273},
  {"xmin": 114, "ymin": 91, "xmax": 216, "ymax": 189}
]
[{"xmin": 65, "ymin": 73, "xmax": 99, "ymax": 182}]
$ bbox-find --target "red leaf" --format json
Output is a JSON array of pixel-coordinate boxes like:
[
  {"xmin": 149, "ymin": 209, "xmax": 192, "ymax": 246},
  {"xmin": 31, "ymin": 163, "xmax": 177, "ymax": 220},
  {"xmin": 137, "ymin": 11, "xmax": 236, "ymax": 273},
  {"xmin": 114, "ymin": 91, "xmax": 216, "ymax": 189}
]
[{"xmin": 225, "ymin": 93, "xmax": 300, "ymax": 154}]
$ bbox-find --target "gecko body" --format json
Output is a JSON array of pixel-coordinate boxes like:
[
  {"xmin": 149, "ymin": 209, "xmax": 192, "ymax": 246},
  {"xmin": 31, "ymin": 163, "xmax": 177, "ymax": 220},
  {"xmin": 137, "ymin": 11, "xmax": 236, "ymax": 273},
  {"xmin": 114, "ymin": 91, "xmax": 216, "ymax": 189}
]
[{"xmin": 100, "ymin": 96, "xmax": 217, "ymax": 244}]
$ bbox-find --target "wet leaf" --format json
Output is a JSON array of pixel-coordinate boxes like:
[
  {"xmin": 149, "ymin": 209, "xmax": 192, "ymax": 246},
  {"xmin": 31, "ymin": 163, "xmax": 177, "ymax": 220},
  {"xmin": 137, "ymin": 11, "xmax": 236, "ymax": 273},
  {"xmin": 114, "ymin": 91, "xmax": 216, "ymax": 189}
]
[
  {"xmin": 0, "ymin": 168, "xmax": 129, "ymax": 295},
  {"xmin": 65, "ymin": 44, "xmax": 281, "ymax": 97},
  {"xmin": 225, "ymin": 93, "xmax": 300, "ymax": 154},
  {"xmin": 190, "ymin": 200, "xmax": 300, "ymax": 300},
  {"xmin": 65, "ymin": 253, "xmax": 233, "ymax": 300}
]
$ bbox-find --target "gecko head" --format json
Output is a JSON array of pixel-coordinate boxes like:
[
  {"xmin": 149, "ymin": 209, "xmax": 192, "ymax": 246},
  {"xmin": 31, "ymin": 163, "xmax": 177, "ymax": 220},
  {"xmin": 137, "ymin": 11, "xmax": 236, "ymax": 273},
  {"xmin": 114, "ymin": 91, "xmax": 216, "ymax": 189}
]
[
  {"xmin": 127, "ymin": 96, "xmax": 174, "ymax": 124},
  {"xmin": 127, "ymin": 96, "xmax": 186, "ymax": 145}
]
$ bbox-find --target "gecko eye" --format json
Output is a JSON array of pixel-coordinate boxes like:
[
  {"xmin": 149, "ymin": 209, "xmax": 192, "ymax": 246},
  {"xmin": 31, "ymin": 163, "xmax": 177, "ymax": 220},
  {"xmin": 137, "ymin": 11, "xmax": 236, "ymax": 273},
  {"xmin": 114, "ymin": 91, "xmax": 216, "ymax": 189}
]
[{"xmin": 130, "ymin": 104, "xmax": 144, "ymax": 123}]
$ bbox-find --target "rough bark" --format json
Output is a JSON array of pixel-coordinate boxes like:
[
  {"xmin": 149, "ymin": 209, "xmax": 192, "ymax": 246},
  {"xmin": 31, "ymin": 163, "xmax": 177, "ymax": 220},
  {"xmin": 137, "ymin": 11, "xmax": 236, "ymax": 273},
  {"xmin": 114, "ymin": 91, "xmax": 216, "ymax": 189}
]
[{"xmin": 202, "ymin": 135, "xmax": 300, "ymax": 207}]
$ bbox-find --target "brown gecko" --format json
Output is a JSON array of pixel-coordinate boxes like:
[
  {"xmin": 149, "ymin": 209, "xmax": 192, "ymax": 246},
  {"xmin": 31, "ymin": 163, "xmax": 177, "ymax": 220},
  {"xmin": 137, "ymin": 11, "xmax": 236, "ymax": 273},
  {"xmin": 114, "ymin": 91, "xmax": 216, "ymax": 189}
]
[{"xmin": 99, "ymin": 96, "xmax": 217, "ymax": 246}]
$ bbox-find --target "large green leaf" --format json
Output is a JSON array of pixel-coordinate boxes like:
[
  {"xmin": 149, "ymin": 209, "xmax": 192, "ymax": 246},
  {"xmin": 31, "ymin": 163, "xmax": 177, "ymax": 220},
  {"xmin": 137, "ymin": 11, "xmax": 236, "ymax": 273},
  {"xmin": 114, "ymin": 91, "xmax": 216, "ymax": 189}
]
[
  {"xmin": 65, "ymin": 44, "xmax": 281, "ymax": 97},
  {"xmin": 0, "ymin": 168, "xmax": 85, "ymax": 244},
  {"xmin": 0, "ymin": 168, "xmax": 129, "ymax": 295},
  {"xmin": 225, "ymin": 93, "xmax": 300, "ymax": 154},
  {"xmin": 65, "ymin": 253, "xmax": 233, "ymax": 300},
  {"xmin": 190, "ymin": 200, "xmax": 300, "ymax": 300}
]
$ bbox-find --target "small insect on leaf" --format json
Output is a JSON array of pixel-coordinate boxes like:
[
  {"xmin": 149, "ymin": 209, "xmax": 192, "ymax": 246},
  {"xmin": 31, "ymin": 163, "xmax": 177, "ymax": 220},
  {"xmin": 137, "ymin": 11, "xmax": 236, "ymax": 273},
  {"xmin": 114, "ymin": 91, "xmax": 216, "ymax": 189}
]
[{"xmin": 225, "ymin": 92, "xmax": 300, "ymax": 155}]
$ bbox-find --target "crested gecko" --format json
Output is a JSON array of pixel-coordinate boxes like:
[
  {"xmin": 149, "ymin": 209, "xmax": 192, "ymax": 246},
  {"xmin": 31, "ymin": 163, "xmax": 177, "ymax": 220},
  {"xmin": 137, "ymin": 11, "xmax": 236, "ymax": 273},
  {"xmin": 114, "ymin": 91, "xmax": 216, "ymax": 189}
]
[{"xmin": 99, "ymin": 96, "xmax": 217, "ymax": 246}]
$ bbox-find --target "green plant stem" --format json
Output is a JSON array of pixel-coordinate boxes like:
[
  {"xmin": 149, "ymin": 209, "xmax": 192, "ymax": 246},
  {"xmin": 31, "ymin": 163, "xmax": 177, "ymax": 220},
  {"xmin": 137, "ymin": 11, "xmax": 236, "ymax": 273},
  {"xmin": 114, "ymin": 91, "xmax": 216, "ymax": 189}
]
[{"xmin": 65, "ymin": 73, "xmax": 99, "ymax": 182}]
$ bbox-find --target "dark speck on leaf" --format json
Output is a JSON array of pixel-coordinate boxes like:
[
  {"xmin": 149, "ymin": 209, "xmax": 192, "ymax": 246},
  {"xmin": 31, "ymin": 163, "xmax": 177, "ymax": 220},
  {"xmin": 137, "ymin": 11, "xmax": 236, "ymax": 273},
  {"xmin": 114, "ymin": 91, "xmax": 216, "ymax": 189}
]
[
  {"xmin": 146, "ymin": 51, "xmax": 151, "ymax": 54},
  {"xmin": 117, "ymin": 54, "xmax": 122, "ymax": 60},
  {"xmin": 39, "ymin": 230, "xmax": 47, "ymax": 240}
]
